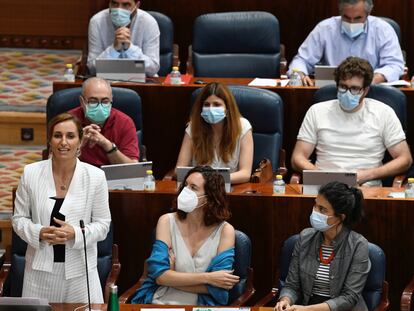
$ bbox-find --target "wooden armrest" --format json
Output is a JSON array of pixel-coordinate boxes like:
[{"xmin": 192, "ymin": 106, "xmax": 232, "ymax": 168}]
[
  {"xmin": 254, "ymin": 287, "xmax": 279, "ymax": 307},
  {"xmin": 401, "ymin": 277, "xmax": 414, "ymax": 311},
  {"xmin": 163, "ymin": 168, "xmax": 177, "ymax": 181},
  {"xmin": 0, "ymin": 246, "xmax": 12, "ymax": 296},
  {"xmin": 186, "ymin": 45, "xmax": 193, "ymax": 75},
  {"xmin": 173, "ymin": 44, "xmax": 180, "ymax": 68},
  {"xmin": 230, "ymin": 267, "xmax": 255, "ymax": 306},
  {"xmin": 290, "ymin": 172, "xmax": 301, "ymax": 184},
  {"xmin": 393, "ymin": 175, "xmax": 405, "ymax": 188},
  {"xmin": 104, "ymin": 244, "xmax": 121, "ymax": 303},
  {"xmin": 119, "ymin": 260, "xmax": 148, "ymax": 304},
  {"xmin": 119, "ymin": 278, "xmax": 146, "ymax": 304},
  {"xmin": 372, "ymin": 281, "xmax": 389, "ymax": 311}
]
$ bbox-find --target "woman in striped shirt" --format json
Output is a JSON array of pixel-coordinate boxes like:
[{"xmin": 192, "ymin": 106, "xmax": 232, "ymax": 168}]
[{"xmin": 275, "ymin": 181, "xmax": 370, "ymax": 311}]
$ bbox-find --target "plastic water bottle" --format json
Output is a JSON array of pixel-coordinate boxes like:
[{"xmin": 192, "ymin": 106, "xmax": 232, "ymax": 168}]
[
  {"xmin": 63, "ymin": 64, "xmax": 75, "ymax": 82},
  {"xmin": 273, "ymin": 174, "xmax": 286, "ymax": 194},
  {"xmin": 108, "ymin": 284, "xmax": 120, "ymax": 311},
  {"xmin": 405, "ymin": 178, "xmax": 414, "ymax": 198},
  {"xmin": 289, "ymin": 69, "xmax": 303, "ymax": 86},
  {"xmin": 170, "ymin": 66, "xmax": 182, "ymax": 85},
  {"xmin": 144, "ymin": 170, "xmax": 156, "ymax": 191},
  {"xmin": 411, "ymin": 75, "xmax": 414, "ymax": 88}
]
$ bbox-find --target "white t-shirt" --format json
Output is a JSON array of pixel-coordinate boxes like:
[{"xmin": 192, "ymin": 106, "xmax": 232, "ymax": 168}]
[
  {"xmin": 297, "ymin": 98, "xmax": 405, "ymax": 184},
  {"xmin": 186, "ymin": 117, "xmax": 252, "ymax": 172}
]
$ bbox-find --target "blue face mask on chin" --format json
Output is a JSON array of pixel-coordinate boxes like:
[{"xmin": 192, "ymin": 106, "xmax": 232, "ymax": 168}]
[
  {"xmin": 110, "ymin": 8, "xmax": 132, "ymax": 28},
  {"xmin": 337, "ymin": 90, "xmax": 362, "ymax": 112},
  {"xmin": 201, "ymin": 107, "xmax": 226, "ymax": 124},
  {"xmin": 85, "ymin": 105, "xmax": 112, "ymax": 124}
]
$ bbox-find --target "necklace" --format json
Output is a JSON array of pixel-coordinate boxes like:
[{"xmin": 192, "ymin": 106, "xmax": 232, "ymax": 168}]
[
  {"xmin": 53, "ymin": 173, "xmax": 72, "ymax": 192},
  {"xmin": 319, "ymin": 246, "xmax": 335, "ymax": 265}
]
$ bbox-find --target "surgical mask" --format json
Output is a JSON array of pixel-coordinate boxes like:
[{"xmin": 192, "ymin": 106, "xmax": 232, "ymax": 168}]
[
  {"xmin": 177, "ymin": 187, "xmax": 205, "ymax": 213},
  {"xmin": 337, "ymin": 90, "xmax": 362, "ymax": 112},
  {"xmin": 342, "ymin": 21, "xmax": 365, "ymax": 39},
  {"xmin": 201, "ymin": 107, "xmax": 226, "ymax": 124},
  {"xmin": 85, "ymin": 104, "xmax": 111, "ymax": 124},
  {"xmin": 310, "ymin": 210, "xmax": 336, "ymax": 232},
  {"xmin": 110, "ymin": 8, "xmax": 132, "ymax": 28}
]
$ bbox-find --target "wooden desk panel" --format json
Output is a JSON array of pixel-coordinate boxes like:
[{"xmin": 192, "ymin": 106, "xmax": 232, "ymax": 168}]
[
  {"xmin": 54, "ymin": 81, "xmax": 414, "ymax": 180},
  {"xmin": 108, "ymin": 182, "xmax": 414, "ymax": 310}
]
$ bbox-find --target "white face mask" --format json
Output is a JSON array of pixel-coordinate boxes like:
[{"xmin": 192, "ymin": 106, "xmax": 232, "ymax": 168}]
[
  {"xmin": 177, "ymin": 187, "xmax": 205, "ymax": 213},
  {"xmin": 341, "ymin": 21, "xmax": 365, "ymax": 39},
  {"xmin": 310, "ymin": 210, "xmax": 337, "ymax": 232}
]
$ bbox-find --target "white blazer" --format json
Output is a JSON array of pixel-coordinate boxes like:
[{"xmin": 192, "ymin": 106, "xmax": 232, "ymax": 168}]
[{"xmin": 12, "ymin": 158, "xmax": 111, "ymax": 280}]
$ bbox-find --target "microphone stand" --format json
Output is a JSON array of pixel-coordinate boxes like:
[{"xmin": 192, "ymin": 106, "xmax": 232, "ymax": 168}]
[{"xmin": 80, "ymin": 220, "xmax": 93, "ymax": 311}]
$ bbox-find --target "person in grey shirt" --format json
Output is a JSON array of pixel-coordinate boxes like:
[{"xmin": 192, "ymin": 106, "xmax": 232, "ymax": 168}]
[
  {"xmin": 276, "ymin": 181, "xmax": 370, "ymax": 311},
  {"xmin": 87, "ymin": 0, "xmax": 160, "ymax": 77}
]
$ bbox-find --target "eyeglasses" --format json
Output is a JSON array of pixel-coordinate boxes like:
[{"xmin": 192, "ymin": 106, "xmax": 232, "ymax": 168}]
[
  {"xmin": 83, "ymin": 98, "xmax": 112, "ymax": 108},
  {"xmin": 110, "ymin": 0, "xmax": 134, "ymax": 10},
  {"xmin": 337, "ymin": 85, "xmax": 365, "ymax": 96}
]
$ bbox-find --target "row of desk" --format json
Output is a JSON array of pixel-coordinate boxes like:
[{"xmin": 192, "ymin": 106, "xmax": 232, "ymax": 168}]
[
  {"xmin": 53, "ymin": 79, "xmax": 414, "ymax": 179},
  {"xmin": 108, "ymin": 181, "xmax": 413, "ymax": 310}
]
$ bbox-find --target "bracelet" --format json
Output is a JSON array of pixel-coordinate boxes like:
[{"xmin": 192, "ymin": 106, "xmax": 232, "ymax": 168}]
[{"xmin": 106, "ymin": 142, "xmax": 118, "ymax": 154}]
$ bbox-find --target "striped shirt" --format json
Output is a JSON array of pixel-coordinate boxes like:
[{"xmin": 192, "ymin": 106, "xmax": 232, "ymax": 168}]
[{"xmin": 312, "ymin": 245, "xmax": 334, "ymax": 297}]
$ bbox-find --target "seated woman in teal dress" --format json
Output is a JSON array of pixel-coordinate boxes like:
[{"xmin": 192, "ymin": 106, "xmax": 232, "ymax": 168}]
[{"xmin": 131, "ymin": 165, "xmax": 239, "ymax": 305}]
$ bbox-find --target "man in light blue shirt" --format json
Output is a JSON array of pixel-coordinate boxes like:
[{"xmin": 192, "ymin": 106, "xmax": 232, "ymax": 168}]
[
  {"xmin": 289, "ymin": 0, "xmax": 404, "ymax": 86},
  {"xmin": 87, "ymin": 0, "xmax": 160, "ymax": 77}
]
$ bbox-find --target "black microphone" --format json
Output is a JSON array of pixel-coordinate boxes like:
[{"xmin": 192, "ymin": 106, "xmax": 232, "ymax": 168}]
[{"xmin": 80, "ymin": 220, "xmax": 92, "ymax": 311}]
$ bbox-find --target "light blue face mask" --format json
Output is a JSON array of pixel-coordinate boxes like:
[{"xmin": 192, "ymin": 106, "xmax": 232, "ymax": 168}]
[
  {"xmin": 310, "ymin": 210, "xmax": 336, "ymax": 232},
  {"xmin": 337, "ymin": 90, "xmax": 362, "ymax": 111},
  {"xmin": 85, "ymin": 104, "xmax": 112, "ymax": 124},
  {"xmin": 201, "ymin": 107, "xmax": 226, "ymax": 124},
  {"xmin": 110, "ymin": 8, "xmax": 132, "ymax": 28},
  {"xmin": 341, "ymin": 21, "xmax": 365, "ymax": 39}
]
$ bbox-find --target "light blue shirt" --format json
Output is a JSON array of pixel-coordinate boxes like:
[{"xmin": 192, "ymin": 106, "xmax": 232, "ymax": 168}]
[
  {"xmin": 87, "ymin": 8, "xmax": 160, "ymax": 77},
  {"xmin": 288, "ymin": 16, "xmax": 404, "ymax": 82}
]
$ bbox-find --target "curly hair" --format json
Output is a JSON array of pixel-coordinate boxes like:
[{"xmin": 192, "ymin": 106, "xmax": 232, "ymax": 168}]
[
  {"xmin": 172, "ymin": 166, "xmax": 231, "ymax": 226},
  {"xmin": 334, "ymin": 56, "xmax": 374, "ymax": 88}
]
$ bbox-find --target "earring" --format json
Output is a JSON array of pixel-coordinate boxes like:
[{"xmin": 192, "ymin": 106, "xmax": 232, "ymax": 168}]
[{"xmin": 76, "ymin": 147, "xmax": 81, "ymax": 158}]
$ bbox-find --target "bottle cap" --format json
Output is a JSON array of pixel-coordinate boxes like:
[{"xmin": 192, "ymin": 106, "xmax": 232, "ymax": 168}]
[
  {"xmin": 146, "ymin": 170, "xmax": 153, "ymax": 175},
  {"xmin": 110, "ymin": 284, "xmax": 118, "ymax": 293},
  {"xmin": 66, "ymin": 64, "xmax": 73, "ymax": 68},
  {"xmin": 276, "ymin": 174, "xmax": 283, "ymax": 180},
  {"xmin": 408, "ymin": 177, "xmax": 414, "ymax": 183},
  {"xmin": 172, "ymin": 66, "xmax": 179, "ymax": 71}
]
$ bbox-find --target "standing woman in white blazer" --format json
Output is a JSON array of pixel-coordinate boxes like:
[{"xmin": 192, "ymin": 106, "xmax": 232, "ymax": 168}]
[{"xmin": 12, "ymin": 112, "xmax": 111, "ymax": 303}]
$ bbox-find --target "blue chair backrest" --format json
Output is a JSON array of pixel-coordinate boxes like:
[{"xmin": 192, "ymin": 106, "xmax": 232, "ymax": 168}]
[
  {"xmin": 191, "ymin": 85, "xmax": 284, "ymax": 170},
  {"xmin": 147, "ymin": 11, "xmax": 174, "ymax": 76},
  {"xmin": 279, "ymin": 234, "xmax": 386, "ymax": 311},
  {"xmin": 6, "ymin": 223, "xmax": 114, "ymax": 297},
  {"xmin": 47, "ymin": 87, "xmax": 144, "ymax": 160},
  {"xmin": 192, "ymin": 11, "xmax": 280, "ymax": 78},
  {"xmin": 378, "ymin": 17, "xmax": 402, "ymax": 46},
  {"xmin": 229, "ymin": 230, "xmax": 252, "ymax": 303}
]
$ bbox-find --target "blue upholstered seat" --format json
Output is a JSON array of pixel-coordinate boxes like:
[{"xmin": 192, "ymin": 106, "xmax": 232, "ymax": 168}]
[{"xmin": 192, "ymin": 11, "xmax": 280, "ymax": 78}]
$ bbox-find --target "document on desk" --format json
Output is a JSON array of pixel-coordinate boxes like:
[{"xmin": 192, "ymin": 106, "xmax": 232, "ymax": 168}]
[
  {"xmin": 380, "ymin": 80, "xmax": 411, "ymax": 87},
  {"xmin": 142, "ymin": 309, "xmax": 185, "ymax": 311},
  {"xmin": 248, "ymin": 78, "xmax": 289, "ymax": 87}
]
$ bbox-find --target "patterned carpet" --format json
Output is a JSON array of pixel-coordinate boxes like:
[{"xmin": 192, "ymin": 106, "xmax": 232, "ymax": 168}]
[
  {"xmin": 0, "ymin": 48, "xmax": 81, "ymax": 112},
  {"xmin": 0, "ymin": 147, "xmax": 43, "ymax": 212}
]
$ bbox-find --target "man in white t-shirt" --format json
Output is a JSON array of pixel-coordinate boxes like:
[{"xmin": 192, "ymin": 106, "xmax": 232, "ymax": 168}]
[{"xmin": 291, "ymin": 57, "xmax": 412, "ymax": 186}]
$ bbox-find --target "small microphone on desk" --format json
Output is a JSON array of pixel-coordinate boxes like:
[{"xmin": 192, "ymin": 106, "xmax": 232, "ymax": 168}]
[{"xmin": 80, "ymin": 220, "xmax": 100, "ymax": 311}]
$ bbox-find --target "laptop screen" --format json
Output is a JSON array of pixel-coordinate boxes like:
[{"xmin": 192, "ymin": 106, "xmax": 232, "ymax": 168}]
[{"xmin": 95, "ymin": 59, "xmax": 146, "ymax": 83}]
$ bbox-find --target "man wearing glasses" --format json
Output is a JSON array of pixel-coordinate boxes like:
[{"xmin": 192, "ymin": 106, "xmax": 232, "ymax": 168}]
[
  {"xmin": 87, "ymin": 0, "xmax": 160, "ymax": 77},
  {"xmin": 291, "ymin": 57, "xmax": 412, "ymax": 186},
  {"xmin": 70, "ymin": 77, "xmax": 139, "ymax": 166},
  {"xmin": 288, "ymin": 0, "xmax": 404, "ymax": 86}
]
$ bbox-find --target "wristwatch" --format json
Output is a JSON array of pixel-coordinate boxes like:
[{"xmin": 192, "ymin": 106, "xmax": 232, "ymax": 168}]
[{"xmin": 106, "ymin": 142, "xmax": 118, "ymax": 154}]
